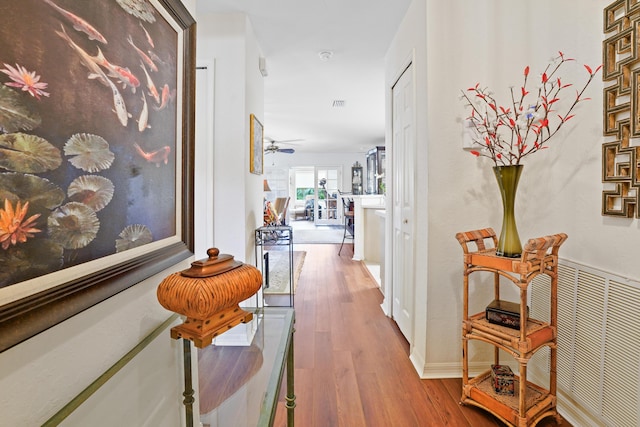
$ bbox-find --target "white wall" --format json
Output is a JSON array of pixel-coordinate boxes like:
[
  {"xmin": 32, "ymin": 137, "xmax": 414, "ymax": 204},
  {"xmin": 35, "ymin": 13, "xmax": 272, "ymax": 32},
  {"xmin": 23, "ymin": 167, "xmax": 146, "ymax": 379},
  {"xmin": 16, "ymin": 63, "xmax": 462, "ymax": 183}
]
[
  {"xmin": 192, "ymin": 8, "xmax": 265, "ymax": 350},
  {"xmin": 386, "ymin": 0, "xmax": 638, "ymax": 384},
  {"xmin": 384, "ymin": 0, "xmax": 430, "ymax": 374},
  {"xmin": 0, "ymin": 259, "xmax": 193, "ymax": 427},
  {"xmin": 196, "ymin": 12, "xmax": 264, "ymax": 264},
  {"xmin": 243, "ymin": 18, "xmax": 267, "ymax": 263}
]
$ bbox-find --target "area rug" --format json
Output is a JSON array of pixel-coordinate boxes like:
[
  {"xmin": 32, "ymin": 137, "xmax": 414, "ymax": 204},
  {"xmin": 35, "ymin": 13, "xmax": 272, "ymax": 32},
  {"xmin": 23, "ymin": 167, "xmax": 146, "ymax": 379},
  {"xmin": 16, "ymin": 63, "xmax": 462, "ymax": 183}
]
[
  {"xmin": 263, "ymin": 250, "xmax": 306, "ymax": 294},
  {"xmin": 292, "ymin": 225, "xmax": 344, "ymax": 244}
]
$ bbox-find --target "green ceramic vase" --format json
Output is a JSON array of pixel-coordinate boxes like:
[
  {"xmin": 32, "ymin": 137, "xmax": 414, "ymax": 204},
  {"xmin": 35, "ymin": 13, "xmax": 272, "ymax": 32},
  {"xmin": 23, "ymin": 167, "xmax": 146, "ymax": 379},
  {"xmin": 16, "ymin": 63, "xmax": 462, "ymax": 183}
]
[{"xmin": 493, "ymin": 165, "xmax": 523, "ymax": 258}]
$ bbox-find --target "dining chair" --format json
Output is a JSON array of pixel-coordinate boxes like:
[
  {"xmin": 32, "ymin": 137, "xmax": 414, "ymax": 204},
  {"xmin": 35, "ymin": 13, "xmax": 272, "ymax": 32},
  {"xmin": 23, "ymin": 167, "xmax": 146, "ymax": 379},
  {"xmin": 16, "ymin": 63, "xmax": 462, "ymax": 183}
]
[{"xmin": 338, "ymin": 191, "xmax": 354, "ymax": 255}]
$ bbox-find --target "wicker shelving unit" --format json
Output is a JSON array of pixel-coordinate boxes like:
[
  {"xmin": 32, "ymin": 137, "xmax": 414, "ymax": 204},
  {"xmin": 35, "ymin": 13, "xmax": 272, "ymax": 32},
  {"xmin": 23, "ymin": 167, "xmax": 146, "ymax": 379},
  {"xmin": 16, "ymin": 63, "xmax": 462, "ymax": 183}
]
[{"xmin": 455, "ymin": 228, "xmax": 567, "ymax": 427}]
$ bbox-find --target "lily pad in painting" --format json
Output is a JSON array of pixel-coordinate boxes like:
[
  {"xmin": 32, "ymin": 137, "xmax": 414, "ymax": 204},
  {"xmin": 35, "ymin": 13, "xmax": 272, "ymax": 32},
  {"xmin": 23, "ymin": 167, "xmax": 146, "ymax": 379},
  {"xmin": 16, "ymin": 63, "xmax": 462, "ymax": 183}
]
[
  {"xmin": 0, "ymin": 172, "xmax": 65, "ymax": 210},
  {"xmin": 67, "ymin": 175, "xmax": 114, "ymax": 212},
  {"xmin": 48, "ymin": 202, "xmax": 100, "ymax": 250},
  {"xmin": 64, "ymin": 133, "xmax": 115, "ymax": 173},
  {"xmin": 116, "ymin": 0, "xmax": 156, "ymax": 23},
  {"xmin": 115, "ymin": 224, "xmax": 153, "ymax": 252},
  {"xmin": 0, "ymin": 239, "xmax": 64, "ymax": 289},
  {"xmin": 0, "ymin": 133, "xmax": 62, "ymax": 173},
  {"xmin": 0, "ymin": 85, "xmax": 41, "ymax": 132}
]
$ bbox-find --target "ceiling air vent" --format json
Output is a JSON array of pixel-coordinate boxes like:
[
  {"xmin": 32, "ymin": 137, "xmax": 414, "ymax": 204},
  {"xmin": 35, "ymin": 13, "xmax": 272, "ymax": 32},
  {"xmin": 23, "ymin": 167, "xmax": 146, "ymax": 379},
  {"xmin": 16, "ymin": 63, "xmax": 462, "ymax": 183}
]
[{"xmin": 332, "ymin": 100, "xmax": 346, "ymax": 108}]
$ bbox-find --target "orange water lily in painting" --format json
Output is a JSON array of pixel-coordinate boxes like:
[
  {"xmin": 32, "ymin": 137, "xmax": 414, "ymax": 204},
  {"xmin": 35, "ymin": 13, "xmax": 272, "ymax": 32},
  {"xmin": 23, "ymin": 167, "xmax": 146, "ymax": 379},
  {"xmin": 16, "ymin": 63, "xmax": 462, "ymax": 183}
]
[{"xmin": 0, "ymin": 199, "xmax": 42, "ymax": 250}]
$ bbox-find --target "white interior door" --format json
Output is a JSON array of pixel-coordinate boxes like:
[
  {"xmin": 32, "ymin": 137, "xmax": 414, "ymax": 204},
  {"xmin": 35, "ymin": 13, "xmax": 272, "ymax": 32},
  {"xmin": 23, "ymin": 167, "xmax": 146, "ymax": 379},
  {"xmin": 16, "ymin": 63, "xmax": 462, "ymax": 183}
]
[{"xmin": 391, "ymin": 64, "xmax": 415, "ymax": 342}]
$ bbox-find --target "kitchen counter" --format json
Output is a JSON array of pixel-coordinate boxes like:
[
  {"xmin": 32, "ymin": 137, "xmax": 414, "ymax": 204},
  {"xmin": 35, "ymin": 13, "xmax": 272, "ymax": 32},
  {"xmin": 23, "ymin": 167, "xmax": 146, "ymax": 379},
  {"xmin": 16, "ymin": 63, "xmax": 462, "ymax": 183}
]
[{"xmin": 341, "ymin": 195, "xmax": 385, "ymax": 287}]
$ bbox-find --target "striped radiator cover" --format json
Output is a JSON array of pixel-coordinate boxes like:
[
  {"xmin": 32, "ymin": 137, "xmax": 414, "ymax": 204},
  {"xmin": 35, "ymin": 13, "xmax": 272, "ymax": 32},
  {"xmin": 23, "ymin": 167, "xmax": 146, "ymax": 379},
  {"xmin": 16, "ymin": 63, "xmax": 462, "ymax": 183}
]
[{"xmin": 529, "ymin": 261, "xmax": 640, "ymax": 427}]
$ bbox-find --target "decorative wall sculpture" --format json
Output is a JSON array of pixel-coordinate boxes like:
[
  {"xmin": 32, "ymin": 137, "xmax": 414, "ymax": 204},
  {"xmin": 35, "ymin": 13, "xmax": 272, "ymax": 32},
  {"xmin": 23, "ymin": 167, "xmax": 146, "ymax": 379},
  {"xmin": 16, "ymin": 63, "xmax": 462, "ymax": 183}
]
[{"xmin": 602, "ymin": 1, "xmax": 640, "ymax": 217}]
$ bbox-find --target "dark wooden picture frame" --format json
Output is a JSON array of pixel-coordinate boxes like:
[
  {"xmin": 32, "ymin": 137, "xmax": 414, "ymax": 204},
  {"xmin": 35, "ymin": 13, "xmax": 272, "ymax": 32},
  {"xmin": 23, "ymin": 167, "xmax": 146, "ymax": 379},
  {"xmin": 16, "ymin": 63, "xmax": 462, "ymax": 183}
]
[{"xmin": 0, "ymin": 0, "xmax": 196, "ymax": 352}]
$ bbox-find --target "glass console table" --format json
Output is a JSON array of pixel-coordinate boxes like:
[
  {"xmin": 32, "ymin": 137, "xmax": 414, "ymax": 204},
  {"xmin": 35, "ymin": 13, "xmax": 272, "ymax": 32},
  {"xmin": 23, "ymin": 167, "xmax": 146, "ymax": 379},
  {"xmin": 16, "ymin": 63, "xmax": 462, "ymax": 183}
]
[{"xmin": 198, "ymin": 307, "xmax": 295, "ymax": 427}]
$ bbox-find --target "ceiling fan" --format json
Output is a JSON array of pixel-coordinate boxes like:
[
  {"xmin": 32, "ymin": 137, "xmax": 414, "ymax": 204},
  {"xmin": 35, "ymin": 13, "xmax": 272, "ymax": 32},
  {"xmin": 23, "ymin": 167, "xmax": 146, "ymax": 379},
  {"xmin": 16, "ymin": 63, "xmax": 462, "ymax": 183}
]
[{"xmin": 264, "ymin": 138, "xmax": 302, "ymax": 154}]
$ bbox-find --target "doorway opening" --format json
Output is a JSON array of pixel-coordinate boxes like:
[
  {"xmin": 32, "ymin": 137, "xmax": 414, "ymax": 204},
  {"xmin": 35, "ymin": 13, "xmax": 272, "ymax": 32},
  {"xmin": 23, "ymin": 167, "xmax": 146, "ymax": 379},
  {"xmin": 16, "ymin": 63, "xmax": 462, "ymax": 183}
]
[
  {"xmin": 287, "ymin": 166, "xmax": 342, "ymax": 227},
  {"xmin": 263, "ymin": 166, "xmax": 344, "ymax": 244}
]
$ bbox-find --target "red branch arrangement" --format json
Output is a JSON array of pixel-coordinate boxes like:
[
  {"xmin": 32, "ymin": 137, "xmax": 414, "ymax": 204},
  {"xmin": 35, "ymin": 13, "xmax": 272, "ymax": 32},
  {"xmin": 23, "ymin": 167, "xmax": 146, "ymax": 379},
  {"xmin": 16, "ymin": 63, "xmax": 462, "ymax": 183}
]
[{"xmin": 460, "ymin": 52, "xmax": 602, "ymax": 166}]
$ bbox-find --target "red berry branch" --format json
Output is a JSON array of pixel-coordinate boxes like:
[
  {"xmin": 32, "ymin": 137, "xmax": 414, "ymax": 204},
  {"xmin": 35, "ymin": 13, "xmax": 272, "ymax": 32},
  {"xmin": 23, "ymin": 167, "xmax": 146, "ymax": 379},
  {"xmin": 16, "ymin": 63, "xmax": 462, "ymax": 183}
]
[{"xmin": 460, "ymin": 52, "xmax": 601, "ymax": 166}]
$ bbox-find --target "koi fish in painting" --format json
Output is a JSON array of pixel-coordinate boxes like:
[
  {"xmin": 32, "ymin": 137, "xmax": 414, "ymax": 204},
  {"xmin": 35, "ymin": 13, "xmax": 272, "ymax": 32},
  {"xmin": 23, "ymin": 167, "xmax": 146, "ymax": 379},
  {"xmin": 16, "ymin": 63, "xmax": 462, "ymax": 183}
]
[
  {"xmin": 43, "ymin": 0, "xmax": 107, "ymax": 44},
  {"xmin": 55, "ymin": 26, "xmax": 129, "ymax": 126},
  {"xmin": 127, "ymin": 35, "xmax": 157, "ymax": 72},
  {"xmin": 55, "ymin": 25, "xmax": 108, "ymax": 85},
  {"xmin": 138, "ymin": 92, "xmax": 149, "ymax": 132},
  {"xmin": 140, "ymin": 62, "xmax": 160, "ymax": 104},
  {"xmin": 105, "ymin": 76, "xmax": 129, "ymax": 127},
  {"xmin": 133, "ymin": 143, "xmax": 170, "ymax": 166},
  {"xmin": 139, "ymin": 22, "xmax": 154, "ymax": 48},
  {"xmin": 153, "ymin": 84, "xmax": 170, "ymax": 111},
  {"xmin": 147, "ymin": 50, "xmax": 166, "ymax": 67},
  {"xmin": 93, "ymin": 47, "xmax": 140, "ymax": 93}
]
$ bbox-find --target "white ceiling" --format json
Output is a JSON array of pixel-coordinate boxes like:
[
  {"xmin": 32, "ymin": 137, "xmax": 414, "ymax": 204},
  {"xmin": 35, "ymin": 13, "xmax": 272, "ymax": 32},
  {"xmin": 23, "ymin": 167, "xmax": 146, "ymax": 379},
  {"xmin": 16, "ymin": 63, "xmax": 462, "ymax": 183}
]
[{"xmin": 195, "ymin": 0, "xmax": 412, "ymax": 154}]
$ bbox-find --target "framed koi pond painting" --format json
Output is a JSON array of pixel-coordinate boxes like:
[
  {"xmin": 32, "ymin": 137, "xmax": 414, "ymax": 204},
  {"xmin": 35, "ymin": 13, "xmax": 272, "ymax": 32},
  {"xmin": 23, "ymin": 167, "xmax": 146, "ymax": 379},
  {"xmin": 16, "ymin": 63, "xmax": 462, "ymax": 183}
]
[{"xmin": 0, "ymin": 0, "xmax": 196, "ymax": 351}]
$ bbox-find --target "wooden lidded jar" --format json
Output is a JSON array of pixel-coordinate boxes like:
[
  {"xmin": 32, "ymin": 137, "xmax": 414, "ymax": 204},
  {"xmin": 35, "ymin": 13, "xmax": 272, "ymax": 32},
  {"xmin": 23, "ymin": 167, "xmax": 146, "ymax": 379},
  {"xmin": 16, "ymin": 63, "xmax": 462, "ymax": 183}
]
[{"xmin": 157, "ymin": 248, "xmax": 262, "ymax": 348}]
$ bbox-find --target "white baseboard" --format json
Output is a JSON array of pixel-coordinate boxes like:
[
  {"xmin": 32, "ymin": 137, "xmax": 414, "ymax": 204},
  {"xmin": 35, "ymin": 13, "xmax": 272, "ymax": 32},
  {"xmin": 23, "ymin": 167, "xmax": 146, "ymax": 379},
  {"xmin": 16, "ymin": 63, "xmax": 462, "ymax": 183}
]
[
  {"xmin": 409, "ymin": 350, "xmax": 425, "ymax": 377},
  {"xmin": 414, "ymin": 361, "xmax": 488, "ymax": 379}
]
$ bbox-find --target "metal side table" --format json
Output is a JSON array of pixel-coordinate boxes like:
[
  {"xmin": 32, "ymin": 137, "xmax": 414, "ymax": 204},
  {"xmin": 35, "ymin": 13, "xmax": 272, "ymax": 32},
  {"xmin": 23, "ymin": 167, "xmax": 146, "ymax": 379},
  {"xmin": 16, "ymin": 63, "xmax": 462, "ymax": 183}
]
[{"xmin": 255, "ymin": 225, "xmax": 294, "ymax": 307}]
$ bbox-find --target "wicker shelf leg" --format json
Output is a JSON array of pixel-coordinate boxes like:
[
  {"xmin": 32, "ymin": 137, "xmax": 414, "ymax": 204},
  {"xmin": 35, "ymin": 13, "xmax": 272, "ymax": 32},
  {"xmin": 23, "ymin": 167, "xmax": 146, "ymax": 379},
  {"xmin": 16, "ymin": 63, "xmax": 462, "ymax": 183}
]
[
  {"xmin": 461, "ymin": 334, "xmax": 469, "ymax": 402},
  {"xmin": 518, "ymin": 360, "xmax": 528, "ymax": 419}
]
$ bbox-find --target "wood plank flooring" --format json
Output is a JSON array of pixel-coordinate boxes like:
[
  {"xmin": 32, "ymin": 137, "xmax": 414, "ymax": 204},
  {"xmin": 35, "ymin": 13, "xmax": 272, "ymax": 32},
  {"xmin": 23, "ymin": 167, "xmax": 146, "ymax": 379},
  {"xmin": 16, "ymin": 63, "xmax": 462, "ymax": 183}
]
[{"xmin": 201, "ymin": 243, "xmax": 570, "ymax": 426}]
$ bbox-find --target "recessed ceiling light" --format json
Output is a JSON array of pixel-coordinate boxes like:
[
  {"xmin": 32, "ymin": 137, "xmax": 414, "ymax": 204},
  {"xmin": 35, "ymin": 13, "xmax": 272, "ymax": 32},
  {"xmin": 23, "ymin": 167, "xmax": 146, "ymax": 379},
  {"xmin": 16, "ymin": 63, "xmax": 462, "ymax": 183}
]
[
  {"xmin": 332, "ymin": 100, "xmax": 346, "ymax": 107},
  {"xmin": 318, "ymin": 50, "xmax": 333, "ymax": 61}
]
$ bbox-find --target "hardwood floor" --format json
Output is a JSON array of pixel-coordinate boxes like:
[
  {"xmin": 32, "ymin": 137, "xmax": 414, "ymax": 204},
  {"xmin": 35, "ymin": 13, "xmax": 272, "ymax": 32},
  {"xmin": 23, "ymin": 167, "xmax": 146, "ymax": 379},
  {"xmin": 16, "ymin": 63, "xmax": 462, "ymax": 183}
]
[{"xmin": 201, "ymin": 243, "xmax": 570, "ymax": 426}]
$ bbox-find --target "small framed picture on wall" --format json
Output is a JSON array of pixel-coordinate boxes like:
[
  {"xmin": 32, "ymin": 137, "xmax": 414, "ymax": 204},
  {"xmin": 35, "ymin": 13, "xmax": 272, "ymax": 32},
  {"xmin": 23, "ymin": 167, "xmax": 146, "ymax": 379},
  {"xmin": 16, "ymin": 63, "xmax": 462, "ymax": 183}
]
[{"xmin": 250, "ymin": 114, "xmax": 264, "ymax": 174}]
